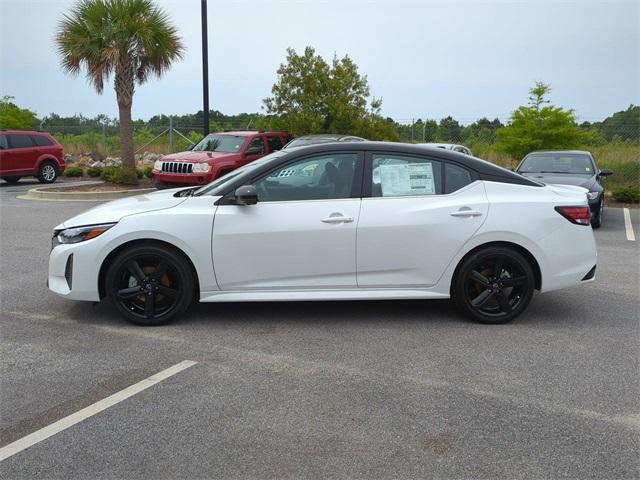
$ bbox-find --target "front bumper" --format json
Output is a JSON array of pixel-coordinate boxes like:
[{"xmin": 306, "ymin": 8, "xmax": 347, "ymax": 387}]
[
  {"xmin": 152, "ymin": 170, "xmax": 214, "ymax": 186},
  {"xmin": 49, "ymin": 242, "xmax": 101, "ymax": 301}
]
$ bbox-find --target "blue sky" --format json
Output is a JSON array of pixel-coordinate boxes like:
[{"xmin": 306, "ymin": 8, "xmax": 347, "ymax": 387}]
[{"xmin": 1, "ymin": 0, "xmax": 638, "ymax": 123}]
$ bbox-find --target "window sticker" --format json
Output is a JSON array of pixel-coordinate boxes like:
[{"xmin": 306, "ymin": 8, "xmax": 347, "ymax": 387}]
[{"xmin": 379, "ymin": 162, "xmax": 435, "ymax": 196}]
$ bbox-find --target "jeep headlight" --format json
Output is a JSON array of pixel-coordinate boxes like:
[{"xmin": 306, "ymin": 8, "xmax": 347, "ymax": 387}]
[
  {"xmin": 192, "ymin": 163, "xmax": 211, "ymax": 173},
  {"xmin": 52, "ymin": 223, "xmax": 116, "ymax": 248},
  {"xmin": 587, "ymin": 191, "xmax": 600, "ymax": 201},
  {"xmin": 153, "ymin": 160, "xmax": 163, "ymax": 171}
]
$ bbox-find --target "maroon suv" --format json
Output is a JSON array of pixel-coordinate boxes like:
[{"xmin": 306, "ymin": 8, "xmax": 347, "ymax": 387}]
[
  {"xmin": 152, "ymin": 130, "xmax": 292, "ymax": 188},
  {"xmin": 0, "ymin": 130, "xmax": 65, "ymax": 184}
]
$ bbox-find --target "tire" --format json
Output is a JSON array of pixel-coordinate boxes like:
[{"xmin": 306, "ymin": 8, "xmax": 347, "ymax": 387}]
[
  {"xmin": 591, "ymin": 199, "xmax": 603, "ymax": 229},
  {"xmin": 2, "ymin": 177, "xmax": 21, "ymax": 184},
  {"xmin": 453, "ymin": 246, "xmax": 535, "ymax": 324},
  {"xmin": 37, "ymin": 161, "xmax": 58, "ymax": 184},
  {"xmin": 105, "ymin": 243, "xmax": 194, "ymax": 326}
]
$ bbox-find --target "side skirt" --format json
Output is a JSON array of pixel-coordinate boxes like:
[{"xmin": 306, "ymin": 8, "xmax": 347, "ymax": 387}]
[{"xmin": 199, "ymin": 288, "xmax": 450, "ymax": 303}]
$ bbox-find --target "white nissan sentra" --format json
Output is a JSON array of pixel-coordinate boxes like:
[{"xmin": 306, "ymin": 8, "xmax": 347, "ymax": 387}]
[{"xmin": 49, "ymin": 142, "xmax": 597, "ymax": 326}]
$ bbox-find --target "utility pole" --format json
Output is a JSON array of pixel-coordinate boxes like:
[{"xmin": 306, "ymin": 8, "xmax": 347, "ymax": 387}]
[{"xmin": 201, "ymin": 0, "xmax": 210, "ymax": 136}]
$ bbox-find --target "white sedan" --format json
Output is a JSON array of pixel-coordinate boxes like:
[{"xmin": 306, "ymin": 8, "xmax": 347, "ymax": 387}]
[{"xmin": 49, "ymin": 143, "xmax": 597, "ymax": 326}]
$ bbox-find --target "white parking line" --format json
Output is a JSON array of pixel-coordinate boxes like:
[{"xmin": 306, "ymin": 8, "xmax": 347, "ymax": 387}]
[
  {"xmin": 0, "ymin": 360, "xmax": 197, "ymax": 462},
  {"xmin": 623, "ymin": 208, "xmax": 636, "ymax": 241}
]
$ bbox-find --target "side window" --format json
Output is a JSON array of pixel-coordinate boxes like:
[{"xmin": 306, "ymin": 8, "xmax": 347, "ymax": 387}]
[
  {"xmin": 31, "ymin": 135, "xmax": 54, "ymax": 147},
  {"xmin": 254, "ymin": 153, "xmax": 358, "ymax": 202},
  {"xmin": 371, "ymin": 154, "xmax": 442, "ymax": 197},
  {"xmin": 444, "ymin": 163, "xmax": 473, "ymax": 194},
  {"xmin": 0, "ymin": 135, "xmax": 7, "ymax": 150},
  {"xmin": 7, "ymin": 134, "xmax": 34, "ymax": 149},
  {"xmin": 246, "ymin": 136, "xmax": 265, "ymax": 155},
  {"xmin": 266, "ymin": 135, "xmax": 283, "ymax": 152}
]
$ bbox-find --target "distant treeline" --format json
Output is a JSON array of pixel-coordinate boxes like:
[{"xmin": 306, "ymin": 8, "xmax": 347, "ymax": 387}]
[{"xmin": 40, "ymin": 105, "xmax": 640, "ymax": 144}]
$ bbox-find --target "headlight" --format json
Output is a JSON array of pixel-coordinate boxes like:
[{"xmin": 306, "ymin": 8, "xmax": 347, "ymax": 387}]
[
  {"xmin": 192, "ymin": 163, "xmax": 211, "ymax": 173},
  {"xmin": 587, "ymin": 191, "xmax": 600, "ymax": 200},
  {"xmin": 153, "ymin": 160, "xmax": 163, "ymax": 171},
  {"xmin": 52, "ymin": 223, "xmax": 116, "ymax": 248}
]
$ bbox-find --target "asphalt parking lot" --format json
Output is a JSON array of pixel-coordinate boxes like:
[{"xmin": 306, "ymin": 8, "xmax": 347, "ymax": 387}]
[{"xmin": 1, "ymin": 180, "xmax": 638, "ymax": 479}]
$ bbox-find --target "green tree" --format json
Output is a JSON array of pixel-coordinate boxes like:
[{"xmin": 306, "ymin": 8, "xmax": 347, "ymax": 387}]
[
  {"xmin": 496, "ymin": 82, "xmax": 590, "ymax": 159},
  {"xmin": 0, "ymin": 96, "xmax": 39, "ymax": 130},
  {"xmin": 597, "ymin": 105, "xmax": 640, "ymax": 141},
  {"xmin": 263, "ymin": 46, "xmax": 398, "ymax": 140},
  {"xmin": 56, "ymin": 0, "xmax": 184, "ymax": 174},
  {"xmin": 438, "ymin": 116, "xmax": 462, "ymax": 142}
]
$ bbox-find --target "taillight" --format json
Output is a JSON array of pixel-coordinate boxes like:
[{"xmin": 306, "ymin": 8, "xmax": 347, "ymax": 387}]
[{"xmin": 555, "ymin": 206, "xmax": 591, "ymax": 226}]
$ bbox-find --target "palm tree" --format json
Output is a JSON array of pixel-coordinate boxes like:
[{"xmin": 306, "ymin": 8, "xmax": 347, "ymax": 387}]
[{"xmin": 56, "ymin": 0, "xmax": 184, "ymax": 173}]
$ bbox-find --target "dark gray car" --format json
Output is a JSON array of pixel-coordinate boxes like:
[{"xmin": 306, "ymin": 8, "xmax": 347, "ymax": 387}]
[{"xmin": 515, "ymin": 150, "xmax": 613, "ymax": 228}]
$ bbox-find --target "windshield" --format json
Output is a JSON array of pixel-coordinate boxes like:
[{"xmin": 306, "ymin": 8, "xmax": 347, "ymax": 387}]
[
  {"xmin": 192, "ymin": 134, "xmax": 246, "ymax": 153},
  {"xmin": 518, "ymin": 153, "xmax": 595, "ymax": 175},
  {"xmin": 194, "ymin": 150, "xmax": 288, "ymax": 196}
]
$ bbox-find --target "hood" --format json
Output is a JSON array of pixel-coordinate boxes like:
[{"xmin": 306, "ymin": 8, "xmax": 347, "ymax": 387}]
[
  {"xmin": 161, "ymin": 150, "xmax": 237, "ymax": 163},
  {"xmin": 520, "ymin": 172, "xmax": 596, "ymax": 190},
  {"xmin": 55, "ymin": 188, "xmax": 188, "ymax": 230}
]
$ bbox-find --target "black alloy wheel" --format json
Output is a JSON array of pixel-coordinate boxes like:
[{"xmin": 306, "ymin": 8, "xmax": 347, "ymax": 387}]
[
  {"xmin": 106, "ymin": 244, "xmax": 194, "ymax": 326},
  {"xmin": 454, "ymin": 247, "xmax": 535, "ymax": 324}
]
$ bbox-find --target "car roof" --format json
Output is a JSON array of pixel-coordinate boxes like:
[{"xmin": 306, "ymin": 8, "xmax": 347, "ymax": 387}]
[
  {"xmin": 0, "ymin": 130, "xmax": 49, "ymax": 135},
  {"xmin": 292, "ymin": 134, "xmax": 365, "ymax": 141},
  {"xmin": 276, "ymin": 142, "xmax": 538, "ymax": 186},
  {"xmin": 419, "ymin": 142, "xmax": 466, "ymax": 149},
  {"xmin": 525, "ymin": 150, "xmax": 592, "ymax": 155},
  {"xmin": 216, "ymin": 131, "xmax": 287, "ymax": 136}
]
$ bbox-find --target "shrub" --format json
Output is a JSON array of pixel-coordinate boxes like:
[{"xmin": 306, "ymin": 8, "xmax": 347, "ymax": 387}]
[
  {"xmin": 101, "ymin": 166, "xmax": 139, "ymax": 185},
  {"xmin": 100, "ymin": 166, "xmax": 120, "ymax": 183},
  {"xmin": 612, "ymin": 186, "xmax": 640, "ymax": 203},
  {"xmin": 64, "ymin": 166, "xmax": 83, "ymax": 177},
  {"xmin": 143, "ymin": 165, "xmax": 154, "ymax": 178},
  {"xmin": 86, "ymin": 166, "xmax": 103, "ymax": 177}
]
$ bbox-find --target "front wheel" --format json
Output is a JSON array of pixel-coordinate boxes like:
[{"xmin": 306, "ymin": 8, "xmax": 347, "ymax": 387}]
[
  {"xmin": 37, "ymin": 161, "xmax": 58, "ymax": 183},
  {"xmin": 591, "ymin": 199, "xmax": 603, "ymax": 229},
  {"xmin": 453, "ymin": 247, "xmax": 535, "ymax": 324},
  {"xmin": 105, "ymin": 244, "xmax": 194, "ymax": 326}
]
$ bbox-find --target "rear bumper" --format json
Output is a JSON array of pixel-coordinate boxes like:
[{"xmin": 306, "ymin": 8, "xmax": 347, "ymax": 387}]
[{"xmin": 152, "ymin": 171, "xmax": 213, "ymax": 186}]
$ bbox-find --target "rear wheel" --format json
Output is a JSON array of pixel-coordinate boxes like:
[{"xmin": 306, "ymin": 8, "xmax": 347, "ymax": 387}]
[
  {"xmin": 453, "ymin": 247, "xmax": 535, "ymax": 324},
  {"xmin": 2, "ymin": 177, "xmax": 21, "ymax": 184},
  {"xmin": 37, "ymin": 161, "xmax": 58, "ymax": 183},
  {"xmin": 105, "ymin": 244, "xmax": 194, "ymax": 326}
]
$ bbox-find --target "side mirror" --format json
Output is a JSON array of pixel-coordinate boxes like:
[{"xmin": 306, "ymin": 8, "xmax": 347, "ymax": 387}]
[
  {"xmin": 245, "ymin": 147, "xmax": 262, "ymax": 156},
  {"xmin": 233, "ymin": 185, "xmax": 258, "ymax": 205},
  {"xmin": 599, "ymin": 169, "xmax": 613, "ymax": 177}
]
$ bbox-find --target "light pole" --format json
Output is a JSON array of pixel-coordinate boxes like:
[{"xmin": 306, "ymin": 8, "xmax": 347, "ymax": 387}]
[{"xmin": 201, "ymin": 0, "xmax": 210, "ymax": 136}]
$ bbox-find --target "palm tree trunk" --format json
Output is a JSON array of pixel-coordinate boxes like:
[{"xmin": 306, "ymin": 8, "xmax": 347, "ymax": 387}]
[
  {"xmin": 115, "ymin": 66, "xmax": 136, "ymax": 173},
  {"xmin": 117, "ymin": 102, "xmax": 135, "ymax": 170}
]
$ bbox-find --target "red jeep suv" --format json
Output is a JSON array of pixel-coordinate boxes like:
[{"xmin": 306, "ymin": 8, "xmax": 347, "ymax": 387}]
[
  {"xmin": 0, "ymin": 130, "xmax": 65, "ymax": 184},
  {"xmin": 152, "ymin": 130, "xmax": 292, "ymax": 188}
]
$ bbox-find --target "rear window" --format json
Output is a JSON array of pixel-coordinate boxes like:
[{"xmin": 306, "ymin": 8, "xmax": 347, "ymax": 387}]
[
  {"xmin": 7, "ymin": 134, "xmax": 34, "ymax": 149},
  {"xmin": 31, "ymin": 135, "xmax": 54, "ymax": 147},
  {"xmin": 445, "ymin": 163, "xmax": 473, "ymax": 193}
]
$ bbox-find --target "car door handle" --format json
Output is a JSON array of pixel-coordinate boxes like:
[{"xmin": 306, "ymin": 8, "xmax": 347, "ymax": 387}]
[
  {"xmin": 450, "ymin": 210, "xmax": 483, "ymax": 217},
  {"xmin": 321, "ymin": 216, "xmax": 353, "ymax": 224}
]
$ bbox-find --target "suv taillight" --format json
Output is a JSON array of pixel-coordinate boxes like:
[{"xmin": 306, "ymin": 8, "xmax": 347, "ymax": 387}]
[{"xmin": 555, "ymin": 206, "xmax": 591, "ymax": 226}]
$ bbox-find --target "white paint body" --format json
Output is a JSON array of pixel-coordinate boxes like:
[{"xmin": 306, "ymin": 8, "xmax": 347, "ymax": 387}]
[{"xmin": 49, "ymin": 180, "xmax": 597, "ymax": 303}]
